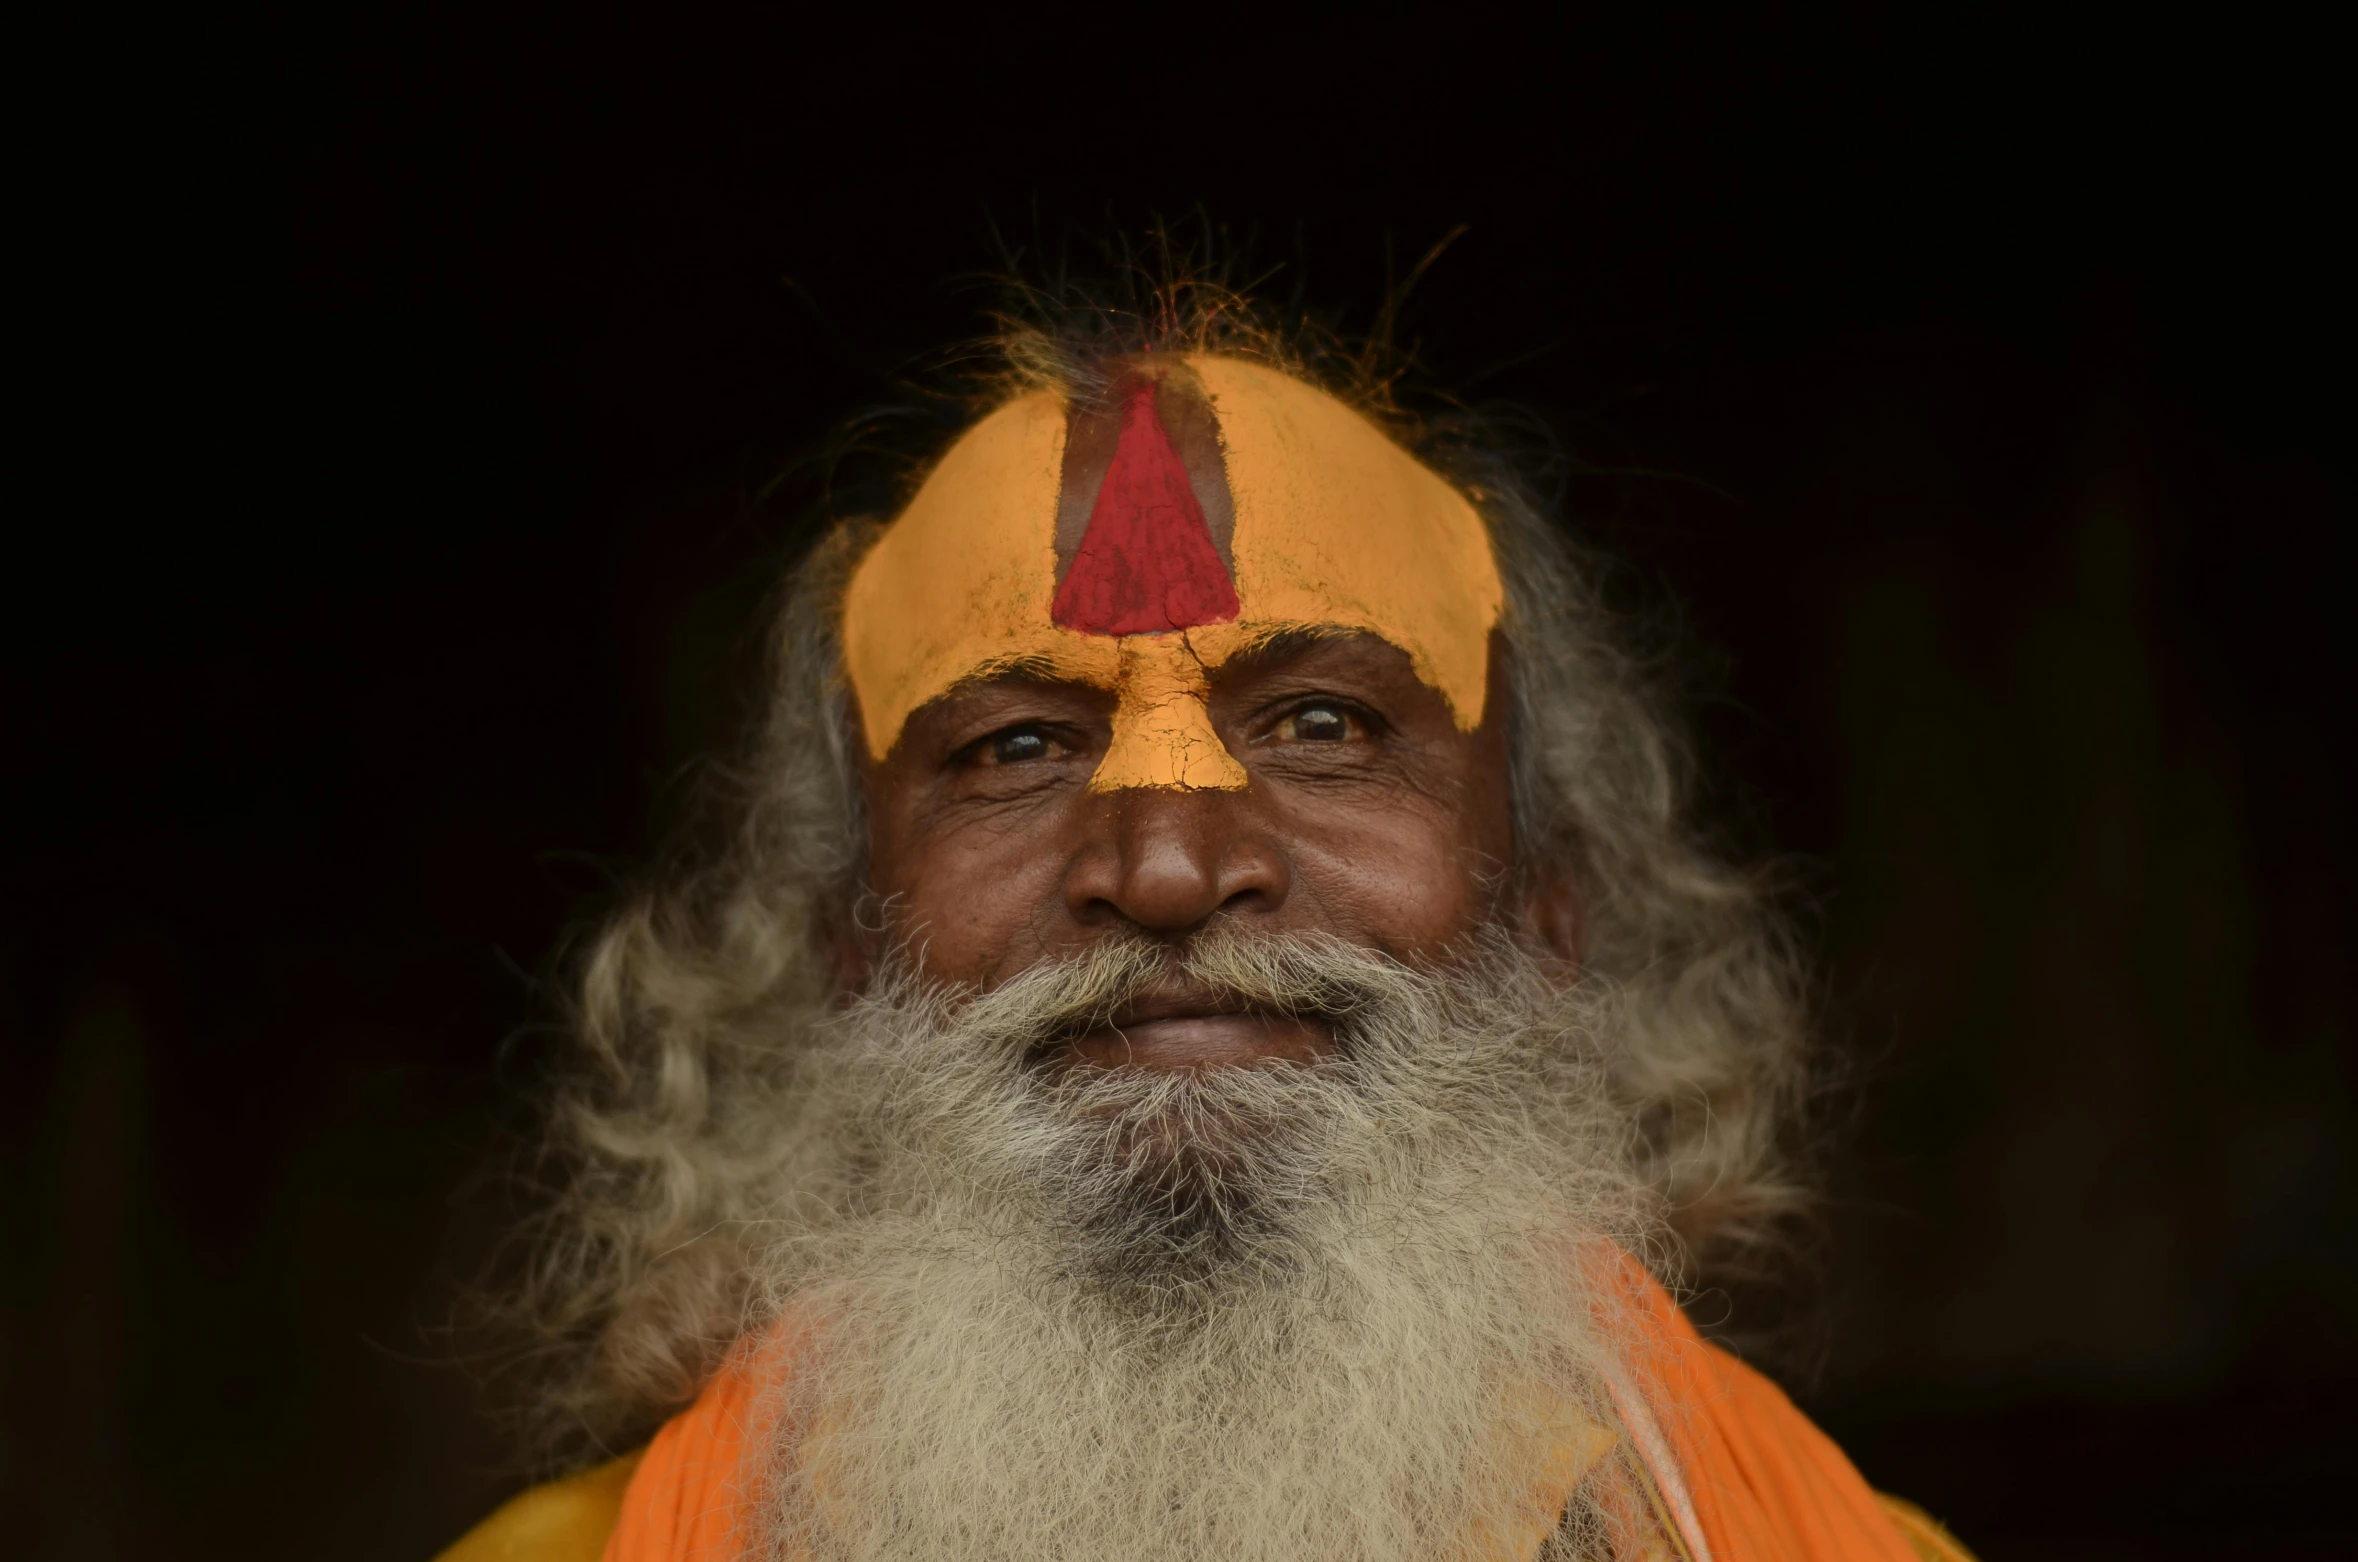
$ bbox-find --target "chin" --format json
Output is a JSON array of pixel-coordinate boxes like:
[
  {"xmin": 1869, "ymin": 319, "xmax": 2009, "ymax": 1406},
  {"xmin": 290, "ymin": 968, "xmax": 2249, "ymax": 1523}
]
[{"xmin": 1033, "ymin": 1062, "xmax": 1345, "ymax": 1314}]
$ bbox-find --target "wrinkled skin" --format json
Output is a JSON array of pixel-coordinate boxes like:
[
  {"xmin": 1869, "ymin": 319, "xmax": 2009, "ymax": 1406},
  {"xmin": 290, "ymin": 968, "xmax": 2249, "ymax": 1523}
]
[{"xmin": 858, "ymin": 631, "xmax": 1573, "ymax": 1071}]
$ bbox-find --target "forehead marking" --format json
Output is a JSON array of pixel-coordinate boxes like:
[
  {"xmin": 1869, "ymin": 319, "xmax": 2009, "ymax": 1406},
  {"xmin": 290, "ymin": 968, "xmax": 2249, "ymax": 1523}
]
[
  {"xmin": 1051, "ymin": 379, "xmax": 1239, "ymax": 636},
  {"xmin": 839, "ymin": 356, "xmax": 1502, "ymax": 788}
]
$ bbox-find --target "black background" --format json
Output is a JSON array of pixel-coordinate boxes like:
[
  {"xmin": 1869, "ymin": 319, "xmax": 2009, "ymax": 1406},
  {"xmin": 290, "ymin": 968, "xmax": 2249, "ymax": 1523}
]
[{"xmin": 7, "ymin": 6, "xmax": 2351, "ymax": 1559}]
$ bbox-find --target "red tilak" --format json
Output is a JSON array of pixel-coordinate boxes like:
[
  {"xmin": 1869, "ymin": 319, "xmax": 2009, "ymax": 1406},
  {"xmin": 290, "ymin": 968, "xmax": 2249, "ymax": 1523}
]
[{"xmin": 1051, "ymin": 380, "xmax": 1239, "ymax": 635}]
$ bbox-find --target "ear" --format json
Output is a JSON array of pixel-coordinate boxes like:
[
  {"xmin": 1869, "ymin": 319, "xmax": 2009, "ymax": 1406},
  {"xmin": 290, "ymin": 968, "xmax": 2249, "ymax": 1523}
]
[{"xmin": 1516, "ymin": 857, "xmax": 1587, "ymax": 970}]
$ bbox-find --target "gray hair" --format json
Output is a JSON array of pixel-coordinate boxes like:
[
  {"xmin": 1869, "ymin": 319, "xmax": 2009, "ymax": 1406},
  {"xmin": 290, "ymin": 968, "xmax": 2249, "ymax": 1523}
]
[{"xmin": 513, "ymin": 295, "xmax": 1812, "ymax": 1460}]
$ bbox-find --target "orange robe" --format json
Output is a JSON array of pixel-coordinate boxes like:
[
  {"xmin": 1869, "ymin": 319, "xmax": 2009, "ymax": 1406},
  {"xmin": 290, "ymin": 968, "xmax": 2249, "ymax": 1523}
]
[
  {"xmin": 575, "ymin": 1262, "xmax": 1971, "ymax": 1562},
  {"xmin": 438, "ymin": 1260, "xmax": 1971, "ymax": 1561}
]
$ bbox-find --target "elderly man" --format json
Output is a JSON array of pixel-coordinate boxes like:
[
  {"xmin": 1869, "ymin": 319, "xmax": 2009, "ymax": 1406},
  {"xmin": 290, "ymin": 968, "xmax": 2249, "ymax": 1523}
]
[{"xmin": 439, "ymin": 298, "xmax": 1973, "ymax": 1561}]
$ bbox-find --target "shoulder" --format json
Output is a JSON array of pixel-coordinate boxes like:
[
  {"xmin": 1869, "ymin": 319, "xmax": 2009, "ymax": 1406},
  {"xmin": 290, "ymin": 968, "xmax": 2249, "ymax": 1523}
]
[{"xmin": 433, "ymin": 1449, "xmax": 645, "ymax": 1562}]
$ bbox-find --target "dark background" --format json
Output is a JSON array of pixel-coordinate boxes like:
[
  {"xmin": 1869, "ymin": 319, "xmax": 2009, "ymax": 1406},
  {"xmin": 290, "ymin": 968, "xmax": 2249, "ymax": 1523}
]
[{"xmin": 7, "ymin": 6, "xmax": 2350, "ymax": 1559}]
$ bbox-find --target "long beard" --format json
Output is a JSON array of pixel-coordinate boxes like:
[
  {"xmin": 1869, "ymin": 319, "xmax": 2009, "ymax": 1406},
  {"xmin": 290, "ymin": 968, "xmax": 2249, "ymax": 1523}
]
[{"xmin": 747, "ymin": 930, "xmax": 1656, "ymax": 1562}]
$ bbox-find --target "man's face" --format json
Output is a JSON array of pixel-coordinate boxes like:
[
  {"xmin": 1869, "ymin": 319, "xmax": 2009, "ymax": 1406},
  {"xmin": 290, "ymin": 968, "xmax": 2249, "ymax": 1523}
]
[
  {"xmin": 765, "ymin": 367, "xmax": 1639, "ymax": 1562},
  {"xmin": 860, "ymin": 631, "xmax": 1516, "ymax": 1071},
  {"xmin": 844, "ymin": 357, "xmax": 1526, "ymax": 1070}
]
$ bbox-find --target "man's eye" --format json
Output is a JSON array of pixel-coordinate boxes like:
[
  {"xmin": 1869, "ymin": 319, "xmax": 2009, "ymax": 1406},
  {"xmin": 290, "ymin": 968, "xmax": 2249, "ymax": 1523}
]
[
  {"xmin": 987, "ymin": 727, "xmax": 1054, "ymax": 764},
  {"xmin": 1283, "ymin": 703, "xmax": 1355, "ymax": 742}
]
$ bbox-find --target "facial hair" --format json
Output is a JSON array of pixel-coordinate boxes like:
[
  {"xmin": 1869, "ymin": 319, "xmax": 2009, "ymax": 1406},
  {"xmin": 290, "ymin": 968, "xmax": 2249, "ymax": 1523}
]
[{"xmin": 745, "ymin": 929, "xmax": 1657, "ymax": 1562}]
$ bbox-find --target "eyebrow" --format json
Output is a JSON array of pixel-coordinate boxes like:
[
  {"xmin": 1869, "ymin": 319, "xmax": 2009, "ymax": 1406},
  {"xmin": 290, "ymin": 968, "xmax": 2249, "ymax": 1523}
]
[
  {"xmin": 921, "ymin": 626, "xmax": 1393, "ymax": 717},
  {"xmin": 1196, "ymin": 624, "xmax": 1376, "ymax": 678},
  {"xmin": 940, "ymin": 654, "xmax": 1087, "ymax": 693},
  {"xmin": 919, "ymin": 659, "xmax": 1114, "ymax": 722}
]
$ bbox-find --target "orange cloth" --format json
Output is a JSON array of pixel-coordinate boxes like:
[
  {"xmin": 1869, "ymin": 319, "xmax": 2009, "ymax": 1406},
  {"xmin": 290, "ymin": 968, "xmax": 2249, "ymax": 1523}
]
[
  {"xmin": 599, "ymin": 1345, "xmax": 780, "ymax": 1562},
  {"xmin": 1599, "ymin": 1259, "xmax": 1920, "ymax": 1562},
  {"xmin": 604, "ymin": 1264, "xmax": 1922, "ymax": 1562}
]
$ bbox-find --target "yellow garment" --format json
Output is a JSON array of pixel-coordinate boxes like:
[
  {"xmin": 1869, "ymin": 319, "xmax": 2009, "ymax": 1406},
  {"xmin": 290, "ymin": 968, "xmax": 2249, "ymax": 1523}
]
[
  {"xmin": 1875, "ymin": 1494, "xmax": 1979, "ymax": 1562},
  {"xmin": 433, "ymin": 1450, "xmax": 641, "ymax": 1562}
]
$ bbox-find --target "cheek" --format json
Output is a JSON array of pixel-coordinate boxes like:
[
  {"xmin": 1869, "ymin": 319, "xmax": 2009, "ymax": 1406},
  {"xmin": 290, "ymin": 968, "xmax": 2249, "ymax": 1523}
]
[
  {"xmin": 1275, "ymin": 793, "xmax": 1501, "ymax": 958},
  {"xmin": 868, "ymin": 802, "xmax": 1074, "ymax": 982}
]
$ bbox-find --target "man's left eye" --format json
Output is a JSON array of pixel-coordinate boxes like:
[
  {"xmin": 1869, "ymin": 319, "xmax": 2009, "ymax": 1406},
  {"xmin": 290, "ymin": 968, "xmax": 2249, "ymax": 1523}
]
[{"xmin": 1283, "ymin": 703, "xmax": 1356, "ymax": 742}]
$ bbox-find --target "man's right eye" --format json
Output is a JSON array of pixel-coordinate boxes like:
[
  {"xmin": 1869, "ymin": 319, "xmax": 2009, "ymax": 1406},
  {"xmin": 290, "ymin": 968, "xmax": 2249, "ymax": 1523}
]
[{"xmin": 984, "ymin": 727, "xmax": 1053, "ymax": 765}]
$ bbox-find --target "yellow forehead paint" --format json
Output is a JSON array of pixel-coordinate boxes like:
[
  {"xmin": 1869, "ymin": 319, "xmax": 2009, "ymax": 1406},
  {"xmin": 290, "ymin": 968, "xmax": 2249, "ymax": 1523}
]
[{"xmin": 839, "ymin": 356, "xmax": 1503, "ymax": 790}]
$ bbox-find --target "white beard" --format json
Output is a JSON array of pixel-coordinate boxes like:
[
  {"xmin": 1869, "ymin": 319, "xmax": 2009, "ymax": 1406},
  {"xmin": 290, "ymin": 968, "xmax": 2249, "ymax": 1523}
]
[{"xmin": 744, "ymin": 931, "xmax": 1659, "ymax": 1562}]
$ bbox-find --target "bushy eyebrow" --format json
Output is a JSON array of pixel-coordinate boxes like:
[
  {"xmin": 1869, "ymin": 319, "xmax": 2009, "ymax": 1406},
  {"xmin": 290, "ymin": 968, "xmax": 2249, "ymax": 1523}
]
[
  {"xmin": 929, "ymin": 656, "xmax": 1098, "ymax": 703},
  {"xmin": 952, "ymin": 653, "xmax": 1069, "ymax": 686},
  {"xmin": 913, "ymin": 662, "xmax": 1113, "ymax": 730},
  {"xmin": 911, "ymin": 627, "xmax": 1405, "ymax": 733},
  {"xmin": 1200, "ymin": 625, "xmax": 1384, "ymax": 681}
]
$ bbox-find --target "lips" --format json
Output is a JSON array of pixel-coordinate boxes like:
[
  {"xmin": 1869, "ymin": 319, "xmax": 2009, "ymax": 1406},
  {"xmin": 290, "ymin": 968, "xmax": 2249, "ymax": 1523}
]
[
  {"xmin": 1102, "ymin": 979, "xmax": 1260, "ymax": 1035},
  {"xmin": 1059, "ymin": 979, "xmax": 1334, "ymax": 1072}
]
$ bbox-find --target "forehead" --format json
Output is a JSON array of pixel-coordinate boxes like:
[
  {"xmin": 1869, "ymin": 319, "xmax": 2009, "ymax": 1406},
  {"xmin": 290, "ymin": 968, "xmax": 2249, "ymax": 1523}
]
[{"xmin": 840, "ymin": 356, "xmax": 1502, "ymax": 759}]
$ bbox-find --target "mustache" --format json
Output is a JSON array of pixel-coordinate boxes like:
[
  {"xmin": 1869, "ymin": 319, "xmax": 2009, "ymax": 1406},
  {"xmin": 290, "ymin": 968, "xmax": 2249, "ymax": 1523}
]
[{"xmin": 948, "ymin": 929, "xmax": 1424, "ymax": 1064}]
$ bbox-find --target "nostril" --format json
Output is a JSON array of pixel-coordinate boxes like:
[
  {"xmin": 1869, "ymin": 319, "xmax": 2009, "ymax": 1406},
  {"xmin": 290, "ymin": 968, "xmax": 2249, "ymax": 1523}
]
[
  {"xmin": 1215, "ymin": 870, "xmax": 1283, "ymax": 919},
  {"xmin": 1106, "ymin": 835, "xmax": 1225, "ymax": 932},
  {"xmin": 1065, "ymin": 791, "xmax": 1289, "ymax": 936}
]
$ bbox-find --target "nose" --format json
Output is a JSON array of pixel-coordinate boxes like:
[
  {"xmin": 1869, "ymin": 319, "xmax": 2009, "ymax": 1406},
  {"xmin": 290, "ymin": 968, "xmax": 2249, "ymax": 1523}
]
[{"xmin": 1064, "ymin": 787, "xmax": 1291, "ymax": 935}]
